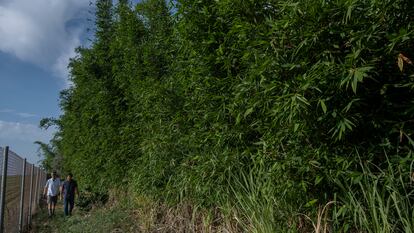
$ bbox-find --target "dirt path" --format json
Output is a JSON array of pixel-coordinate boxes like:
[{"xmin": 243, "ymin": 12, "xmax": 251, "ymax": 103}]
[
  {"xmin": 27, "ymin": 198, "xmax": 139, "ymax": 233},
  {"xmin": 28, "ymin": 200, "xmax": 82, "ymax": 233}
]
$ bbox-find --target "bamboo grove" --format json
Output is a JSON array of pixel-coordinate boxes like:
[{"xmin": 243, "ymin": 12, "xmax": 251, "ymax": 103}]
[{"xmin": 46, "ymin": 0, "xmax": 414, "ymax": 231}]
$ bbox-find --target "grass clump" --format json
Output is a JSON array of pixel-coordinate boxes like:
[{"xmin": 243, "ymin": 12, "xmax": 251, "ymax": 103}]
[{"xmin": 332, "ymin": 157, "xmax": 414, "ymax": 233}]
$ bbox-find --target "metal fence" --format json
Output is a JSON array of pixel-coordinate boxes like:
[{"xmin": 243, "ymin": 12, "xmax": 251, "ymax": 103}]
[{"xmin": 0, "ymin": 146, "xmax": 46, "ymax": 233}]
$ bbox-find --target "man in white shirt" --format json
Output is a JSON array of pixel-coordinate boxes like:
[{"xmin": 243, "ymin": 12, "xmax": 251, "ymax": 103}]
[{"xmin": 43, "ymin": 171, "xmax": 61, "ymax": 217}]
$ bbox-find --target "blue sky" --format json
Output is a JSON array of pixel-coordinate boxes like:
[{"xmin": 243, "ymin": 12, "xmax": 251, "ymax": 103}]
[{"xmin": 0, "ymin": 0, "xmax": 93, "ymax": 164}]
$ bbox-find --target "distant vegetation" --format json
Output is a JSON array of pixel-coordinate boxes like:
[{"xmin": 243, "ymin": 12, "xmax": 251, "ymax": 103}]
[{"xmin": 40, "ymin": 0, "xmax": 414, "ymax": 231}]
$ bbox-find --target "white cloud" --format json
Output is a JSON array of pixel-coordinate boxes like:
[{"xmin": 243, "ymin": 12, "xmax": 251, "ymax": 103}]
[
  {"xmin": 0, "ymin": 109, "xmax": 14, "ymax": 113},
  {"xmin": 0, "ymin": 108, "xmax": 38, "ymax": 118},
  {"xmin": 0, "ymin": 0, "xmax": 91, "ymax": 84},
  {"xmin": 16, "ymin": 112, "xmax": 37, "ymax": 118},
  {"xmin": 0, "ymin": 120, "xmax": 54, "ymax": 142}
]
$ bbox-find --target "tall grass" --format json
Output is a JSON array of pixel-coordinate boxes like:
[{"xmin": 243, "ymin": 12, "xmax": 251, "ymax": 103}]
[
  {"xmin": 333, "ymin": 156, "xmax": 414, "ymax": 232},
  {"xmin": 226, "ymin": 161, "xmax": 305, "ymax": 233},
  {"xmin": 227, "ymin": 153, "xmax": 414, "ymax": 233}
]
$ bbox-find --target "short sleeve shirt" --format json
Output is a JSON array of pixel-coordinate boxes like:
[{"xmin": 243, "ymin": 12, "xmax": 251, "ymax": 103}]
[
  {"xmin": 45, "ymin": 178, "xmax": 61, "ymax": 196},
  {"xmin": 62, "ymin": 180, "xmax": 78, "ymax": 199}
]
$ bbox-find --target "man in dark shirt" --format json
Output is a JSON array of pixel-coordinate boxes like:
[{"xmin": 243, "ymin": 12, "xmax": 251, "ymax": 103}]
[{"xmin": 60, "ymin": 173, "xmax": 79, "ymax": 216}]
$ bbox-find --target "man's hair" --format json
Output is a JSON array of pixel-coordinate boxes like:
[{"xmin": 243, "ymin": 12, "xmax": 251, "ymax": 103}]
[
  {"xmin": 68, "ymin": 173, "xmax": 73, "ymax": 177},
  {"xmin": 52, "ymin": 171, "xmax": 57, "ymax": 175}
]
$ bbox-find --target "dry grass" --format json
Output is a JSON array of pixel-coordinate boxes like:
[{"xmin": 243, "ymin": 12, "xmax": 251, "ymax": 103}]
[
  {"xmin": 130, "ymin": 196, "xmax": 243, "ymax": 233},
  {"xmin": 30, "ymin": 191, "xmax": 246, "ymax": 233},
  {"xmin": 300, "ymin": 201, "xmax": 335, "ymax": 233}
]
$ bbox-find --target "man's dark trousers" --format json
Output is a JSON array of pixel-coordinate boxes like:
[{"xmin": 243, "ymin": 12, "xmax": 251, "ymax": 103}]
[{"xmin": 64, "ymin": 197, "xmax": 74, "ymax": 216}]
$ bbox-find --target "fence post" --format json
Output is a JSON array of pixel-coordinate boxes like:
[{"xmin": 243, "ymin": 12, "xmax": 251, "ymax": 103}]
[
  {"xmin": 38, "ymin": 171, "xmax": 43, "ymax": 205},
  {"xmin": 33, "ymin": 167, "xmax": 39, "ymax": 212},
  {"xmin": 39, "ymin": 171, "xmax": 43, "ymax": 203},
  {"xmin": 27, "ymin": 164, "xmax": 34, "ymax": 228},
  {"xmin": 0, "ymin": 146, "xmax": 9, "ymax": 233},
  {"xmin": 18, "ymin": 159, "xmax": 26, "ymax": 233}
]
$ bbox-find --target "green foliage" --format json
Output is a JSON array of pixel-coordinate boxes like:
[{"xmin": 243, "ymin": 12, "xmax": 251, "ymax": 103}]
[
  {"xmin": 51, "ymin": 0, "xmax": 414, "ymax": 231},
  {"xmin": 35, "ymin": 141, "xmax": 57, "ymax": 172},
  {"xmin": 77, "ymin": 190, "xmax": 109, "ymax": 211},
  {"xmin": 36, "ymin": 117, "xmax": 64, "ymax": 174},
  {"xmin": 333, "ymin": 157, "xmax": 414, "ymax": 232}
]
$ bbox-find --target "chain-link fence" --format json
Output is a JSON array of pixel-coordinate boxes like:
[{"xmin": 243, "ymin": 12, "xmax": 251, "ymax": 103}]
[{"xmin": 0, "ymin": 146, "xmax": 46, "ymax": 233}]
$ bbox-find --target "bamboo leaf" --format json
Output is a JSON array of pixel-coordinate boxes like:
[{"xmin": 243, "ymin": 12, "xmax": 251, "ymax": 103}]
[
  {"xmin": 294, "ymin": 123, "xmax": 300, "ymax": 132},
  {"xmin": 244, "ymin": 107, "xmax": 254, "ymax": 118},
  {"xmin": 320, "ymin": 100, "xmax": 327, "ymax": 114},
  {"xmin": 398, "ymin": 55, "xmax": 404, "ymax": 72}
]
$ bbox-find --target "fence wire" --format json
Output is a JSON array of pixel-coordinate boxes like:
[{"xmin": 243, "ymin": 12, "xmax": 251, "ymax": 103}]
[
  {"xmin": 0, "ymin": 148, "xmax": 3, "ymax": 179},
  {"xmin": 5, "ymin": 150, "xmax": 23, "ymax": 233},
  {"xmin": 0, "ymin": 146, "xmax": 46, "ymax": 233}
]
